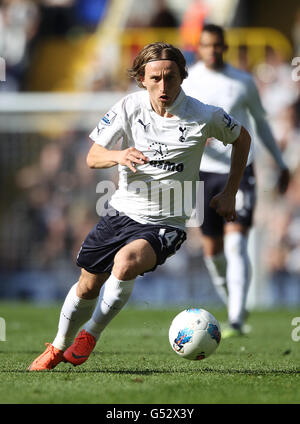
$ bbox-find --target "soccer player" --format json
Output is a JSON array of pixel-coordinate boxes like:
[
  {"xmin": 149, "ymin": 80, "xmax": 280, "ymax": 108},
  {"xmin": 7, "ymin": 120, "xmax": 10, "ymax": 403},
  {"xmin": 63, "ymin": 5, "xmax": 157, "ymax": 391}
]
[
  {"xmin": 28, "ymin": 42, "xmax": 250, "ymax": 371},
  {"xmin": 182, "ymin": 24, "xmax": 290, "ymax": 337}
]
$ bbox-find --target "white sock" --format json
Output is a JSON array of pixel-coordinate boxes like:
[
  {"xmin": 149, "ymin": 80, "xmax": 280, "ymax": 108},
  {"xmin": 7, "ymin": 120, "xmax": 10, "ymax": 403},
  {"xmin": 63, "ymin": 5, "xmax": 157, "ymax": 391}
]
[
  {"xmin": 52, "ymin": 282, "xmax": 98, "ymax": 350},
  {"xmin": 224, "ymin": 232, "xmax": 250, "ymax": 327},
  {"xmin": 204, "ymin": 253, "xmax": 228, "ymax": 305},
  {"xmin": 84, "ymin": 273, "xmax": 135, "ymax": 341}
]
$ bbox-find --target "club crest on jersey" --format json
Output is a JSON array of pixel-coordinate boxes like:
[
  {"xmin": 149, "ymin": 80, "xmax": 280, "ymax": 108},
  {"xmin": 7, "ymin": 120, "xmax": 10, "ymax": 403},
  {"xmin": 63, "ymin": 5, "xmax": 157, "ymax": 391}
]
[
  {"xmin": 101, "ymin": 110, "xmax": 117, "ymax": 126},
  {"xmin": 179, "ymin": 126, "xmax": 187, "ymax": 142},
  {"xmin": 223, "ymin": 112, "xmax": 238, "ymax": 131}
]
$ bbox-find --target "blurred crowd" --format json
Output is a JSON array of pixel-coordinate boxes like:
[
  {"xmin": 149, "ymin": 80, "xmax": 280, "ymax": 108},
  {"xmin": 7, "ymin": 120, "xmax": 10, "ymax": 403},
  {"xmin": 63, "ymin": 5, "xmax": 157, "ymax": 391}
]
[
  {"xmin": 0, "ymin": 0, "xmax": 110, "ymax": 91},
  {"xmin": 250, "ymin": 47, "xmax": 300, "ymax": 306},
  {"xmin": 0, "ymin": 130, "xmax": 105, "ymax": 299},
  {"xmin": 1, "ymin": 0, "xmax": 300, "ymax": 305},
  {"xmin": 0, "ymin": 0, "xmax": 243, "ymax": 92}
]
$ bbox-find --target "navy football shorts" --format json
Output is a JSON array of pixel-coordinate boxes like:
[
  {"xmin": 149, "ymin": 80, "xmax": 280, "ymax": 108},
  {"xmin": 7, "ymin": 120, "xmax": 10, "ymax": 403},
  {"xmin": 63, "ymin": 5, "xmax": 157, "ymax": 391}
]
[
  {"xmin": 76, "ymin": 207, "xmax": 186, "ymax": 275},
  {"xmin": 199, "ymin": 164, "xmax": 256, "ymax": 237}
]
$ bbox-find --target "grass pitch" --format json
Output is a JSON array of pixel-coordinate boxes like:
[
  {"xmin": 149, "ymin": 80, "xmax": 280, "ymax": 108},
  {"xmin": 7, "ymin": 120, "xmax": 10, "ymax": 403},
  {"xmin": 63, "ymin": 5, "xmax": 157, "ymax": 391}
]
[{"xmin": 0, "ymin": 302, "xmax": 299, "ymax": 404}]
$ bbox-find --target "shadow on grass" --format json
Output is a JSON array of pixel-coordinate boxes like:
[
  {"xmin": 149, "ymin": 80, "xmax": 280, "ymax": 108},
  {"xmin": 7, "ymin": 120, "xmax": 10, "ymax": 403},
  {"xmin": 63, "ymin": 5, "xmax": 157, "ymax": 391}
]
[{"xmin": 1, "ymin": 368, "xmax": 299, "ymax": 376}]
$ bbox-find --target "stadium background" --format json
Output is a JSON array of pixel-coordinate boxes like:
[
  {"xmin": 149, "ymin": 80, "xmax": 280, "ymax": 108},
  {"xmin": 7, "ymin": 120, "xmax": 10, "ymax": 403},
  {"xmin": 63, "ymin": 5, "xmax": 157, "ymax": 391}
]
[{"xmin": 0, "ymin": 0, "xmax": 299, "ymax": 310}]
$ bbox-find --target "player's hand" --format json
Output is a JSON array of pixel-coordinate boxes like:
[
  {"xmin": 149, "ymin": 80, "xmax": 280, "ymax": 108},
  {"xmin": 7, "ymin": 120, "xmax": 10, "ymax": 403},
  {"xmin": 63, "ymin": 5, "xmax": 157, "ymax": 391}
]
[
  {"xmin": 277, "ymin": 167, "xmax": 290, "ymax": 194},
  {"xmin": 117, "ymin": 147, "xmax": 149, "ymax": 173},
  {"xmin": 209, "ymin": 191, "xmax": 237, "ymax": 222}
]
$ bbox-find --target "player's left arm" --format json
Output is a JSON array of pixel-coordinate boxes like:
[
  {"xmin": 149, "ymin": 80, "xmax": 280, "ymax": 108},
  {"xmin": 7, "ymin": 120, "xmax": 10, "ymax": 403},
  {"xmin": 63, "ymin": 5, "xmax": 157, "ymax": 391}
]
[
  {"xmin": 210, "ymin": 126, "xmax": 251, "ymax": 222},
  {"xmin": 247, "ymin": 77, "xmax": 290, "ymax": 193}
]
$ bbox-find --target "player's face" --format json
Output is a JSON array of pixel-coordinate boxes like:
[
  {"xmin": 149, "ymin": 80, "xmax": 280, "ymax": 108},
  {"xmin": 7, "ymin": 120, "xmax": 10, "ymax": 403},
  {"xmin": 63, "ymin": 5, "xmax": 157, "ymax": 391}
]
[
  {"xmin": 141, "ymin": 60, "xmax": 182, "ymax": 115},
  {"xmin": 198, "ymin": 31, "xmax": 227, "ymax": 69}
]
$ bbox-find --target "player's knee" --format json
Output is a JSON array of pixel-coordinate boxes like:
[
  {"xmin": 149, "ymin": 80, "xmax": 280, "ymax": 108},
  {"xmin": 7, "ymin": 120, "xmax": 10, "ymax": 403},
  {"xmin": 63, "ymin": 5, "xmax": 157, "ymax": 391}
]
[
  {"xmin": 113, "ymin": 248, "xmax": 141, "ymax": 280},
  {"xmin": 77, "ymin": 269, "xmax": 106, "ymax": 299},
  {"xmin": 112, "ymin": 256, "xmax": 137, "ymax": 280}
]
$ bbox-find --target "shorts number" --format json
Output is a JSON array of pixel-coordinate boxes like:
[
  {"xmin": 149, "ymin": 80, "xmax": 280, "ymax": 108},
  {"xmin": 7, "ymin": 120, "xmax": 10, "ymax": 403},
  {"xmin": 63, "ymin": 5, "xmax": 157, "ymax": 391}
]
[
  {"xmin": 160, "ymin": 229, "xmax": 178, "ymax": 247},
  {"xmin": 159, "ymin": 228, "xmax": 186, "ymax": 257}
]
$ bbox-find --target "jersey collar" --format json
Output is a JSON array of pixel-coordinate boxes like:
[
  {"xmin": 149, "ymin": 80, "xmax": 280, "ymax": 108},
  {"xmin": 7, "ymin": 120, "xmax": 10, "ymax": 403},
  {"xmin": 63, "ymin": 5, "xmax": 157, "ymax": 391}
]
[{"xmin": 144, "ymin": 88, "xmax": 187, "ymax": 115}]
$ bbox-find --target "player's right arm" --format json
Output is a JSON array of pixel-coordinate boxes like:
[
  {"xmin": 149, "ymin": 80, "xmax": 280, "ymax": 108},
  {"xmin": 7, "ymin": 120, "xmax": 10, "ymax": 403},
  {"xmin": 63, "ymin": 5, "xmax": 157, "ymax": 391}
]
[
  {"xmin": 209, "ymin": 126, "xmax": 251, "ymax": 221},
  {"xmin": 87, "ymin": 95, "xmax": 148, "ymax": 173},
  {"xmin": 86, "ymin": 143, "xmax": 148, "ymax": 173},
  {"xmin": 206, "ymin": 107, "xmax": 251, "ymax": 221},
  {"xmin": 246, "ymin": 76, "xmax": 290, "ymax": 193}
]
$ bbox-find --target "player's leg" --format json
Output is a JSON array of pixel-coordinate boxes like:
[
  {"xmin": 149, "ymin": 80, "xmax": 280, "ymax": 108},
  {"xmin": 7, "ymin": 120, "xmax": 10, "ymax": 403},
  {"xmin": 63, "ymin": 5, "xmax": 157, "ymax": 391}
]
[
  {"xmin": 223, "ymin": 164, "xmax": 256, "ymax": 336},
  {"xmin": 223, "ymin": 222, "xmax": 250, "ymax": 335},
  {"xmin": 63, "ymin": 239, "xmax": 157, "ymax": 365},
  {"xmin": 84, "ymin": 238, "xmax": 157, "ymax": 339},
  {"xmin": 52, "ymin": 269, "xmax": 109, "ymax": 350},
  {"xmin": 201, "ymin": 234, "xmax": 228, "ymax": 304},
  {"xmin": 28, "ymin": 269, "xmax": 109, "ymax": 371},
  {"xmin": 200, "ymin": 170, "xmax": 228, "ymax": 304}
]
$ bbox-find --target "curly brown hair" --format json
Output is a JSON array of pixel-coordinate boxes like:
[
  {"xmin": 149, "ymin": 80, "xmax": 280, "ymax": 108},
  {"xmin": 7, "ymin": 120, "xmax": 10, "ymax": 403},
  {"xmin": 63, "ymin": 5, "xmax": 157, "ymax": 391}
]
[{"xmin": 127, "ymin": 42, "xmax": 188, "ymax": 88}]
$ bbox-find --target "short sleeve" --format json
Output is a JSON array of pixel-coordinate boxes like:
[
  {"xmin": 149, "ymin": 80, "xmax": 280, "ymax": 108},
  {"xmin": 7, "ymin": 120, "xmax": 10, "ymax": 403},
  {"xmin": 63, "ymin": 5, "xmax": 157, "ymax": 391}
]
[
  {"xmin": 89, "ymin": 98, "xmax": 125, "ymax": 149},
  {"xmin": 209, "ymin": 107, "xmax": 242, "ymax": 146}
]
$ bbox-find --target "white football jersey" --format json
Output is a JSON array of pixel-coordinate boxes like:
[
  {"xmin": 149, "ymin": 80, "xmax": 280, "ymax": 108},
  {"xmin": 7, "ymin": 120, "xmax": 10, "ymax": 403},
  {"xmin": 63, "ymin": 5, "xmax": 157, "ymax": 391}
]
[
  {"xmin": 89, "ymin": 89, "xmax": 241, "ymax": 229},
  {"xmin": 182, "ymin": 62, "xmax": 266, "ymax": 173}
]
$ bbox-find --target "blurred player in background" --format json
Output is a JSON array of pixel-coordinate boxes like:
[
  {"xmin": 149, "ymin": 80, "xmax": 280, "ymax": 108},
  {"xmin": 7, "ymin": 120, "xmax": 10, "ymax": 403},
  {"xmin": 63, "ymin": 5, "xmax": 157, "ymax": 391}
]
[
  {"xmin": 182, "ymin": 24, "xmax": 290, "ymax": 338},
  {"xmin": 28, "ymin": 41, "xmax": 251, "ymax": 371}
]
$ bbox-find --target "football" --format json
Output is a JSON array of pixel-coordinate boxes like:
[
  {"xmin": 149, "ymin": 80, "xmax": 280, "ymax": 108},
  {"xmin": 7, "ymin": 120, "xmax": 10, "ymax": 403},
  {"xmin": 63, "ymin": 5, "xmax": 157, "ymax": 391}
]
[{"xmin": 169, "ymin": 308, "xmax": 221, "ymax": 360}]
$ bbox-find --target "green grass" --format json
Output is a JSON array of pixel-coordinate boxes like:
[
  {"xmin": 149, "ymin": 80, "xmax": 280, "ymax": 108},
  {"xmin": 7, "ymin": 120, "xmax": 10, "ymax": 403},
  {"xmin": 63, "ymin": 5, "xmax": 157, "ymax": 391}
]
[{"xmin": 0, "ymin": 302, "xmax": 299, "ymax": 404}]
